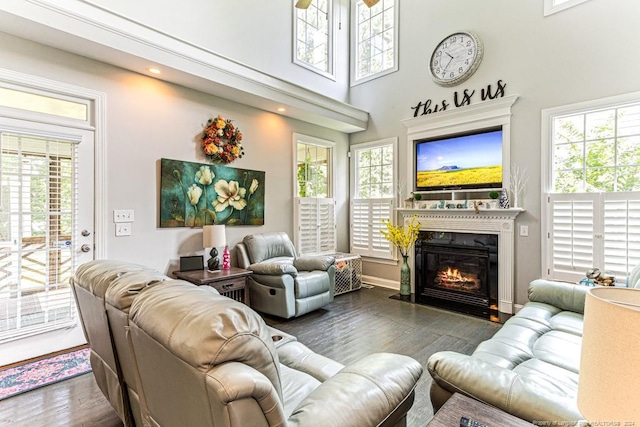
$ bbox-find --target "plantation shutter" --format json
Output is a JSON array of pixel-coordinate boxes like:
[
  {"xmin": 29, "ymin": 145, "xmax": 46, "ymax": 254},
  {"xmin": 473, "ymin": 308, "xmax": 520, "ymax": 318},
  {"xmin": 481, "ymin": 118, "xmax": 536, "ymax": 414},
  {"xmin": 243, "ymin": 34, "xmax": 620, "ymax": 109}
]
[
  {"xmin": 546, "ymin": 192, "xmax": 640, "ymax": 283},
  {"xmin": 603, "ymin": 196, "xmax": 640, "ymax": 277},
  {"xmin": 350, "ymin": 198, "xmax": 394, "ymax": 259},
  {"xmin": 295, "ymin": 197, "xmax": 336, "ymax": 255},
  {"xmin": 0, "ymin": 132, "xmax": 79, "ymax": 342}
]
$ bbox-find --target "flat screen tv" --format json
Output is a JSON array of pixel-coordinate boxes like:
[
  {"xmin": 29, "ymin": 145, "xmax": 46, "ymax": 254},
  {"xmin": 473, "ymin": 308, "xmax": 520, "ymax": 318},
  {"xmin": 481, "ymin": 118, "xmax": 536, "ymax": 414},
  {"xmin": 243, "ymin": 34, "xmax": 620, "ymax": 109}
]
[{"xmin": 415, "ymin": 127, "xmax": 503, "ymax": 191}]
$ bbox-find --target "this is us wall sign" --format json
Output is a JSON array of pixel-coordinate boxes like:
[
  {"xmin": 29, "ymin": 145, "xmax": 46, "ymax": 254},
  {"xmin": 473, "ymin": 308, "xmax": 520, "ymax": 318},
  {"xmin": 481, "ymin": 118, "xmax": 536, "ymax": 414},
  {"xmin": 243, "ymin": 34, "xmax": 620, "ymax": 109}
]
[{"xmin": 410, "ymin": 79, "xmax": 507, "ymax": 117}]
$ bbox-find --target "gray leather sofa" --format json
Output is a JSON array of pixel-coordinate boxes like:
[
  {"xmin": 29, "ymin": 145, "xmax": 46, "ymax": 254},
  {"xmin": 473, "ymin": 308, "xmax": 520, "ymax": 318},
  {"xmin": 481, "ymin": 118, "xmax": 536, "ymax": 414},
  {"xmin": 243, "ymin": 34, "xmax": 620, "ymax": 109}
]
[
  {"xmin": 72, "ymin": 260, "xmax": 423, "ymax": 427},
  {"xmin": 236, "ymin": 232, "xmax": 336, "ymax": 318},
  {"xmin": 427, "ymin": 267, "xmax": 640, "ymax": 423}
]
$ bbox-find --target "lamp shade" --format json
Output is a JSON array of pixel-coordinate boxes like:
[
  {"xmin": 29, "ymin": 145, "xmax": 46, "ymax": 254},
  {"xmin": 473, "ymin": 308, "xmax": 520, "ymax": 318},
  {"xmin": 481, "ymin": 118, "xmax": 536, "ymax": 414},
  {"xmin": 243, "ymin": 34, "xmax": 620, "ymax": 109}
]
[
  {"xmin": 362, "ymin": 0, "xmax": 380, "ymax": 7},
  {"xmin": 295, "ymin": 0, "xmax": 312, "ymax": 9},
  {"xmin": 203, "ymin": 225, "xmax": 226, "ymax": 248},
  {"xmin": 578, "ymin": 287, "xmax": 640, "ymax": 422}
]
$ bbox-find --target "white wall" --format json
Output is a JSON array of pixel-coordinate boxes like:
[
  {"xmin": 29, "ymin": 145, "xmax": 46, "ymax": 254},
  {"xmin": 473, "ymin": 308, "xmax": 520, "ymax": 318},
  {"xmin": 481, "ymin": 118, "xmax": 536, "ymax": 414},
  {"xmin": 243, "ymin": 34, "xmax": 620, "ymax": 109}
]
[
  {"xmin": 349, "ymin": 0, "xmax": 640, "ymax": 305},
  {"xmin": 0, "ymin": 32, "xmax": 350, "ymax": 275},
  {"xmin": 87, "ymin": 0, "xmax": 351, "ymax": 103}
]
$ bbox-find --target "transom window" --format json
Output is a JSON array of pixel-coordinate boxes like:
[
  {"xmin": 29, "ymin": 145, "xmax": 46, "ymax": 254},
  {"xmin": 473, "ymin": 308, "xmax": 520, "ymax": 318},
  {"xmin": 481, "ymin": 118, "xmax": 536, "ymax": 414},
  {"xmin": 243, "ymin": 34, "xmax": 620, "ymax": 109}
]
[
  {"xmin": 544, "ymin": 0, "xmax": 592, "ymax": 16},
  {"xmin": 553, "ymin": 103, "xmax": 640, "ymax": 193},
  {"xmin": 350, "ymin": 0, "xmax": 398, "ymax": 85},
  {"xmin": 296, "ymin": 142, "xmax": 330, "ymax": 198},
  {"xmin": 293, "ymin": 0, "xmax": 334, "ymax": 78}
]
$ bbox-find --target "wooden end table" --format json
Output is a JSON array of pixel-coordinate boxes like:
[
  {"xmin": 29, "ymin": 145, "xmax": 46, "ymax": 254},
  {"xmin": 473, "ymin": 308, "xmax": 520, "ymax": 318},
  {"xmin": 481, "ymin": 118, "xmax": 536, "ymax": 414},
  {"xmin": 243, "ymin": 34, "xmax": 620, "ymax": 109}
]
[
  {"xmin": 173, "ymin": 268, "xmax": 252, "ymax": 305},
  {"xmin": 428, "ymin": 393, "xmax": 535, "ymax": 427}
]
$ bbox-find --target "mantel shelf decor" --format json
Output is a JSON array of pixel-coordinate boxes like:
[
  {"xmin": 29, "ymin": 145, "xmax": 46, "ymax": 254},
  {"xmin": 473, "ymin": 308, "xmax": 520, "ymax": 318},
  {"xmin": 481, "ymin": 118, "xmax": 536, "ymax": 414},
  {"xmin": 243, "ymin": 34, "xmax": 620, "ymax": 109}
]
[{"xmin": 202, "ymin": 115, "xmax": 244, "ymax": 164}]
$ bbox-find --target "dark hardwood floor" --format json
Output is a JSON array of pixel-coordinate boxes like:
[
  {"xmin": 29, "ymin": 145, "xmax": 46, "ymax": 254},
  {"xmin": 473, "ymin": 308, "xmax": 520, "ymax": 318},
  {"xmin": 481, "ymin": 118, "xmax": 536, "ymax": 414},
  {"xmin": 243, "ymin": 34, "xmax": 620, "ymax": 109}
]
[{"xmin": 0, "ymin": 285, "xmax": 501, "ymax": 427}]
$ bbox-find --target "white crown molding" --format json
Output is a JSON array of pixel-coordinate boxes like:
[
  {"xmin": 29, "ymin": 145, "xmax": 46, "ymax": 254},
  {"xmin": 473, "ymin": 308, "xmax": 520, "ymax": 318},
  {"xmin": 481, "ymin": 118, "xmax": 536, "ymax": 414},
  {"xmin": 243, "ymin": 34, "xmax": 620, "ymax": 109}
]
[{"xmin": 0, "ymin": 0, "xmax": 368, "ymax": 133}]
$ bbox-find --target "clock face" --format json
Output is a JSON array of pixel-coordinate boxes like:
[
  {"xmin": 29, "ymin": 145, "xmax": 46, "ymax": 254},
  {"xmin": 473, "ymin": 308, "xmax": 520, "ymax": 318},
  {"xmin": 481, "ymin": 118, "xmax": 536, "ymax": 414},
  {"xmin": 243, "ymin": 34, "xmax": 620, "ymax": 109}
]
[{"xmin": 429, "ymin": 32, "xmax": 483, "ymax": 87}]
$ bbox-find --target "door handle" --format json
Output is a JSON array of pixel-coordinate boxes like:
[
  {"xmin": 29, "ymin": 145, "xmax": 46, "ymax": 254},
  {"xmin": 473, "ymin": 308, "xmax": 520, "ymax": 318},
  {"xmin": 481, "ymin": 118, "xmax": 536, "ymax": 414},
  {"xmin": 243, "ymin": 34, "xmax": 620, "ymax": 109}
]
[
  {"xmin": 81, "ymin": 230, "xmax": 91, "ymax": 237},
  {"xmin": 81, "ymin": 244, "xmax": 91, "ymax": 253}
]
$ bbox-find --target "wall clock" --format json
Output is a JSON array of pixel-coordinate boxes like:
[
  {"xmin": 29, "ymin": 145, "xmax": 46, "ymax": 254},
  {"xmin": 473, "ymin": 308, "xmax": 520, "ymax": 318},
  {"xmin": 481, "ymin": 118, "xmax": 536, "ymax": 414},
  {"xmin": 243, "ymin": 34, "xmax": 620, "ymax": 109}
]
[{"xmin": 429, "ymin": 31, "xmax": 483, "ymax": 87}]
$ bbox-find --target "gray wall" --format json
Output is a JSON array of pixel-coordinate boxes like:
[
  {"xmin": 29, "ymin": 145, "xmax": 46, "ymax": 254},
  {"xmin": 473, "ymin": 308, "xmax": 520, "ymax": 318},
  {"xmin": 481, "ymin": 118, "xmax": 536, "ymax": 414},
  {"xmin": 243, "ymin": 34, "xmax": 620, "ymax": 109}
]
[
  {"xmin": 0, "ymin": 32, "xmax": 350, "ymax": 274},
  {"xmin": 350, "ymin": 0, "xmax": 640, "ymax": 305}
]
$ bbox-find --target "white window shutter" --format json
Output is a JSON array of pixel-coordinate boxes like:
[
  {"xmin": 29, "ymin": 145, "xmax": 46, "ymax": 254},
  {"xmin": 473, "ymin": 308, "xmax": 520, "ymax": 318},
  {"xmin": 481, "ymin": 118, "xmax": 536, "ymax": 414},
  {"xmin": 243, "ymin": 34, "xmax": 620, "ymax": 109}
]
[
  {"xmin": 546, "ymin": 192, "xmax": 640, "ymax": 284},
  {"xmin": 547, "ymin": 194, "xmax": 595, "ymax": 281},
  {"xmin": 603, "ymin": 196, "xmax": 640, "ymax": 278},
  {"xmin": 318, "ymin": 198, "xmax": 336, "ymax": 254},
  {"xmin": 295, "ymin": 197, "xmax": 335, "ymax": 255},
  {"xmin": 350, "ymin": 198, "xmax": 393, "ymax": 259}
]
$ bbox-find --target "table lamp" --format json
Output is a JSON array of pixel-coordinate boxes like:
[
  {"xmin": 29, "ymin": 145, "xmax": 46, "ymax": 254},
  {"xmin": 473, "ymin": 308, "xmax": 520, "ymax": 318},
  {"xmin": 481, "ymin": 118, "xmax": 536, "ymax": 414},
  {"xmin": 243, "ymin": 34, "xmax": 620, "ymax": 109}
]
[
  {"xmin": 203, "ymin": 224, "xmax": 226, "ymax": 271},
  {"xmin": 578, "ymin": 286, "xmax": 640, "ymax": 423}
]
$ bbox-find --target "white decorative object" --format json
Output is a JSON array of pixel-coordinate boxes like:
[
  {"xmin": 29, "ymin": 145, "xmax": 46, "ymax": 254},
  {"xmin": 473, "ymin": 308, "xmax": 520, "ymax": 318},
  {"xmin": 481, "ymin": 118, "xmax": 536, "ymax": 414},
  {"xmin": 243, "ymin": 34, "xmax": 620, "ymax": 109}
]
[{"xmin": 509, "ymin": 164, "xmax": 528, "ymax": 208}]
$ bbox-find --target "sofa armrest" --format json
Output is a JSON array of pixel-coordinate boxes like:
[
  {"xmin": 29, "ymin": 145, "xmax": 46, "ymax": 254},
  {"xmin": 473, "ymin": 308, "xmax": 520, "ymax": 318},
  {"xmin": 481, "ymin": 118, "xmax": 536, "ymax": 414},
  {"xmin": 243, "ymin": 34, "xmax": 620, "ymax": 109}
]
[
  {"xmin": 427, "ymin": 351, "xmax": 582, "ymax": 422},
  {"xmin": 528, "ymin": 279, "xmax": 588, "ymax": 314},
  {"xmin": 248, "ymin": 262, "xmax": 298, "ymax": 277},
  {"xmin": 293, "ymin": 256, "xmax": 335, "ymax": 272},
  {"xmin": 288, "ymin": 353, "xmax": 422, "ymax": 427},
  {"xmin": 207, "ymin": 362, "xmax": 287, "ymax": 426}
]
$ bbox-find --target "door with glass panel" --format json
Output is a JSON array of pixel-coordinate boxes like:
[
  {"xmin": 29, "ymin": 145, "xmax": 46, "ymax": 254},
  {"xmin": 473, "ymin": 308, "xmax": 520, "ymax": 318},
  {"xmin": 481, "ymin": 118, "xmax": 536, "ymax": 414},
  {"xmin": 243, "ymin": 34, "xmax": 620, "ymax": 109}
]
[{"xmin": 0, "ymin": 118, "xmax": 94, "ymax": 354}]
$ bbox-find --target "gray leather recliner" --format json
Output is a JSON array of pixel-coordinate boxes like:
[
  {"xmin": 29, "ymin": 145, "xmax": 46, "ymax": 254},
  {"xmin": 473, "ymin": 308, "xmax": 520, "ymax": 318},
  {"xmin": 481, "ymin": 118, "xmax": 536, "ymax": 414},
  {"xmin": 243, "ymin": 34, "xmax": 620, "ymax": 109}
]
[{"xmin": 236, "ymin": 232, "xmax": 336, "ymax": 319}]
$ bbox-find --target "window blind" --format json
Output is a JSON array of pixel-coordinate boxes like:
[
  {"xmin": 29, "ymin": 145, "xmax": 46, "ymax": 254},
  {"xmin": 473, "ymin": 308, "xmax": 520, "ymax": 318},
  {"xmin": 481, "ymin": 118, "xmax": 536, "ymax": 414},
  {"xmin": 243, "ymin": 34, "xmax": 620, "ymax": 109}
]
[
  {"xmin": 350, "ymin": 198, "xmax": 393, "ymax": 259},
  {"xmin": 0, "ymin": 132, "xmax": 78, "ymax": 343},
  {"xmin": 295, "ymin": 197, "xmax": 336, "ymax": 255},
  {"xmin": 547, "ymin": 192, "xmax": 640, "ymax": 283}
]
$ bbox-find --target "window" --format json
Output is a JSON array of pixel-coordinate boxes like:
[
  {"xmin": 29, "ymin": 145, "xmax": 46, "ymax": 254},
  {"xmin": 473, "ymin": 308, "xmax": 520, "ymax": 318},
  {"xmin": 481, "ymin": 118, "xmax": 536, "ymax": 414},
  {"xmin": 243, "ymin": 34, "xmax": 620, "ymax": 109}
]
[
  {"xmin": 293, "ymin": 0, "xmax": 334, "ymax": 78},
  {"xmin": 350, "ymin": 0, "xmax": 398, "ymax": 85},
  {"xmin": 542, "ymin": 92, "xmax": 640, "ymax": 284},
  {"xmin": 293, "ymin": 134, "xmax": 335, "ymax": 255},
  {"xmin": 543, "ymin": 0, "xmax": 592, "ymax": 16},
  {"xmin": 350, "ymin": 137, "xmax": 397, "ymax": 259}
]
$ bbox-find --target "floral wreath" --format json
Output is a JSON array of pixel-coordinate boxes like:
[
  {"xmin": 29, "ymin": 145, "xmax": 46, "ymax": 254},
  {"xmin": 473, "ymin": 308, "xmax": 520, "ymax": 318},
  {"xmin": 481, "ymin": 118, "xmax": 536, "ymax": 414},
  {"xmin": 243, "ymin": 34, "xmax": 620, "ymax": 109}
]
[{"xmin": 201, "ymin": 115, "xmax": 244, "ymax": 163}]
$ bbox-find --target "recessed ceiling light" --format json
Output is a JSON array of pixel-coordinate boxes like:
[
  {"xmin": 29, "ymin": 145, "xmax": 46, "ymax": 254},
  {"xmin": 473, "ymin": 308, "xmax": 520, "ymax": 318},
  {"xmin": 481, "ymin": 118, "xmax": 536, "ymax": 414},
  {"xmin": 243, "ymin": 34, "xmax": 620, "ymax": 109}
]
[
  {"xmin": 277, "ymin": 107, "xmax": 286, "ymax": 112},
  {"xmin": 148, "ymin": 67, "xmax": 161, "ymax": 75}
]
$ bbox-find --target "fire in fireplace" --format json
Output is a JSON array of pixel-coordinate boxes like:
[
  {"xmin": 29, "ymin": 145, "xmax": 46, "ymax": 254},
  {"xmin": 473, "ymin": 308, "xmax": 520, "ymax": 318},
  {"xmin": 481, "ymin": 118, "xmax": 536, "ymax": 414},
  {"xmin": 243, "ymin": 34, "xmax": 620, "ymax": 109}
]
[
  {"xmin": 436, "ymin": 267, "xmax": 481, "ymax": 291},
  {"xmin": 415, "ymin": 231, "xmax": 499, "ymax": 321}
]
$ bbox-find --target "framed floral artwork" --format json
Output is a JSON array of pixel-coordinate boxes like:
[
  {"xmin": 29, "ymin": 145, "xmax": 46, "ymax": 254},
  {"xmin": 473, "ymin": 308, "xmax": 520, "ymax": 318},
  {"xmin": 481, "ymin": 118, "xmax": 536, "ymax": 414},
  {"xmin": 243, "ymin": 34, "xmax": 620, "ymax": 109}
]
[{"xmin": 159, "ymin": 158, "xmax": 264, "ymax": 227}]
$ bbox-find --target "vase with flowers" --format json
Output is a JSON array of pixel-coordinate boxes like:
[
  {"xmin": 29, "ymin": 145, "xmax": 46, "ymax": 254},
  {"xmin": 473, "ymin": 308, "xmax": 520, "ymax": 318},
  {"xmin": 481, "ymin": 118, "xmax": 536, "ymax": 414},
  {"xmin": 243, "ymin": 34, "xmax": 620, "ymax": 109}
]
[{"xmin": 380, "ymin": 215, "xmax": 422, "ymax": 297}]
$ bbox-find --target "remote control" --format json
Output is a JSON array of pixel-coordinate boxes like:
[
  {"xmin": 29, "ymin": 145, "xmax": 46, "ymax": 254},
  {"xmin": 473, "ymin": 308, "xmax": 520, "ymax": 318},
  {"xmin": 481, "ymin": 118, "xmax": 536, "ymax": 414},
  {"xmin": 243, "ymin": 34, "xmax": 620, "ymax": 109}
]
[{"xmin": 460, "ymin": 416, "xmax": 487, "ymax": 427}]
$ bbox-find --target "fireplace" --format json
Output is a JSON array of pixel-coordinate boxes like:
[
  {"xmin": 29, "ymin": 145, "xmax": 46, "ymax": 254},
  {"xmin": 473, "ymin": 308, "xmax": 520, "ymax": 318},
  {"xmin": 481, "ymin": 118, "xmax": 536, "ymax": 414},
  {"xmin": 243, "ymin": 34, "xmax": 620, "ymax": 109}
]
[{"xmin": 415, "ymin": 231, "xmax": 499, "ymax": 321}]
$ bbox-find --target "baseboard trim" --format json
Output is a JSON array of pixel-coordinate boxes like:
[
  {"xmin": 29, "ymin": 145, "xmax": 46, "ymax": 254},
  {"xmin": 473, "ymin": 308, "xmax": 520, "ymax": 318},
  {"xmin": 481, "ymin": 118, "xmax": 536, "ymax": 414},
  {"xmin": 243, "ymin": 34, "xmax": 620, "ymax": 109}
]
[{"xmin": 362, "ymin": 275, "xmax": 399, "ymax": 290}]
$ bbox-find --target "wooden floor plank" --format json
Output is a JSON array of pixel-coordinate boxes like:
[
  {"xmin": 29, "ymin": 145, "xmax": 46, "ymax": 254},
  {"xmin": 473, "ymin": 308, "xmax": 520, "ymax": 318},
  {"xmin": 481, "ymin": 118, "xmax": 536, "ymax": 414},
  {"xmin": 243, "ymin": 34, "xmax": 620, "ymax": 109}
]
[{"xmin": 0, "ymin": 285, "xmax": 501, "ymax": 427}]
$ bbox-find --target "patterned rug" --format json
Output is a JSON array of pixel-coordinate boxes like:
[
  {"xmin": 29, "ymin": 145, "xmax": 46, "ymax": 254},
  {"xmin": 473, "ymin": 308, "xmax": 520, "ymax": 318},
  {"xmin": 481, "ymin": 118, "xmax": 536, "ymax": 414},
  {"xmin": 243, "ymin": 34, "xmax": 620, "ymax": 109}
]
[{"xmin": 0, "ymin": 347, "xmax": 91, "ymax": 400}]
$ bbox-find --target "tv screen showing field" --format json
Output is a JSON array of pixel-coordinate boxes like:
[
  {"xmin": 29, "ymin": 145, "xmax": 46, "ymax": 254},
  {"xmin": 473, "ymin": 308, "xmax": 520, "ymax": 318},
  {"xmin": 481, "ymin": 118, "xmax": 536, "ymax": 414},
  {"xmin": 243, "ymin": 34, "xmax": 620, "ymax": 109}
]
[{"xmin": 416, "ymin": 130, "xmax": 502, "ymax": 188}]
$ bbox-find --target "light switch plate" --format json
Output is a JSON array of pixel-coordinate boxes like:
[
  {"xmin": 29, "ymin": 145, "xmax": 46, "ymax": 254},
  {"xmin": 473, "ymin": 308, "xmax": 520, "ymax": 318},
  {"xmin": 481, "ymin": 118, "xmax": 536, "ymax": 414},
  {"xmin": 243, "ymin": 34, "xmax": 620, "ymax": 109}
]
[
  {"xmin": 114, "ymin": 209, "xmax": 134, "ymax": 223},
  {"xmin": 519, "ymin": 225, "xmax": 529, "ymax": 237},
  {"xmin": 115, "ymin": 223, "xmax": 131, "ymax": 236}
]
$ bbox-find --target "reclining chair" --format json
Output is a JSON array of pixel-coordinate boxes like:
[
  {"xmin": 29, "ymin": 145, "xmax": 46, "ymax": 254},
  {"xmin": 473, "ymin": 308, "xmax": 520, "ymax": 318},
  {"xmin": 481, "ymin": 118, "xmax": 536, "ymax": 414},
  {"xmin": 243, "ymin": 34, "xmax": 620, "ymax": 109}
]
[
  {"xmin": 127, "ymin": 280, "xmax": 423, "ymax": 427},
  {"xmin": 236, "ymin": 232, "xmax": 335, "ymax": 318}
]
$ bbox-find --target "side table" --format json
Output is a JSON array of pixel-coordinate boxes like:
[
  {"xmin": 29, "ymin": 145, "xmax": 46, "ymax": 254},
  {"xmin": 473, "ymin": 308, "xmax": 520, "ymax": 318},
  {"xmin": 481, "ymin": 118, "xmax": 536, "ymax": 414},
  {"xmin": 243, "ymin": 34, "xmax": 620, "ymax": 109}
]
[
  {"xmin": 173, "ymin": 268, "xmax": 252, "ymax": 305},
  {"xmin": 428, "ymin": 393, "xmax": 535, "ymax": 427}
]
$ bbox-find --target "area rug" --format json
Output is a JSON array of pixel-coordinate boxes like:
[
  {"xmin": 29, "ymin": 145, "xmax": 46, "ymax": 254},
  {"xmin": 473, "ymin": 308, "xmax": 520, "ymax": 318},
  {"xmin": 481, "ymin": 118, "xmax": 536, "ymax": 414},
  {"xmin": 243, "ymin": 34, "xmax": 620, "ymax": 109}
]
[{"xmin": 0, "ymin": 347, "xmax": 91, "ymax": 400}]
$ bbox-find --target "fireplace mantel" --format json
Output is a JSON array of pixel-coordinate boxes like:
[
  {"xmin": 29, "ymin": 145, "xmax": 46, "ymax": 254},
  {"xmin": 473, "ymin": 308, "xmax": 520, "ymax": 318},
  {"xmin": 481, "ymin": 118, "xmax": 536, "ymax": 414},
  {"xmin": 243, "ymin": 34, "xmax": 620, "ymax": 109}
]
[{"xmin": 400, "ymin": 208, "xmax": 523, "ymax": 315}]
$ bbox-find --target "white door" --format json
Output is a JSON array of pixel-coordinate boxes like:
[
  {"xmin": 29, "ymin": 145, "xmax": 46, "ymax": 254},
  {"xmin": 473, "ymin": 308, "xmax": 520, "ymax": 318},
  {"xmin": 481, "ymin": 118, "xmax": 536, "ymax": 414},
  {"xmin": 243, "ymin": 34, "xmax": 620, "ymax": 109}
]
[{"xmin": 0, "ymin": 117, "xmax": 94, "ymax": 364}]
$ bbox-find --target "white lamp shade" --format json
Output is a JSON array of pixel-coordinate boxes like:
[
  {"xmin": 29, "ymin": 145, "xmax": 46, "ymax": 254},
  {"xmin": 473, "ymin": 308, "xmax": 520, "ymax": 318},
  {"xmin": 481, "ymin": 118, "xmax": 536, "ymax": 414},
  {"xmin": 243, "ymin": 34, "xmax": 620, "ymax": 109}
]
[
  {"xmin": 295, "ymin": 0, "xmax": 312, "ymax": 9},
  {"xmin": 203, "ymin": 225, "xmax": 226, "ymax": 248},
  {"xmin": 578, "ymin": 287, "xmax": 640, "ymax": 422}
]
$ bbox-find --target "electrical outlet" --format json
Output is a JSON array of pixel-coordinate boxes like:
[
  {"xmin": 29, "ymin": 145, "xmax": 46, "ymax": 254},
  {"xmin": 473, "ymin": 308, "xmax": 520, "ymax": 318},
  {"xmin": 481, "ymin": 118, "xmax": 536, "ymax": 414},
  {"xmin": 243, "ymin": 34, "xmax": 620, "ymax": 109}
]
[
  {"xmin": 115, "ymin": 223, "xmax": 132, "ymax": 237},
  {"xmin": 519, "ymin": 225, "xmax": 529, "ymax": 237},
  {"xmin": 113, "ymin": 209, "xmax": 134, "ymax": 223}
]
